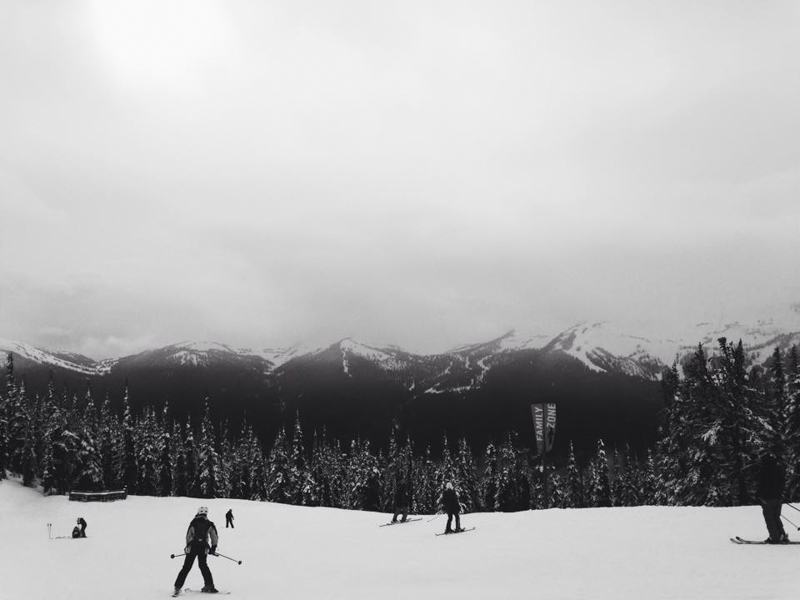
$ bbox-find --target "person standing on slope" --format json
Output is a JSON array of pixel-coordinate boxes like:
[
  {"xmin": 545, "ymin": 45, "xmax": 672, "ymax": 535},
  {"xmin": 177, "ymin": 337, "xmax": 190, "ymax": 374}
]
[
  {"xmin": 392, "ymin": 477, "xmax": 411, "ymax": 523},
  {"xmin": 173, "ymin": 507, "xmax": 219, "ymax": 595},
  {"xmin": 757, "ymin": 451, "xmax": 788, "ymax": 544},
  {"xmin": 225, "ymin": 509, "xmax": 234, "ymax": 529},
  {"xmin": 439, "ymin": 482, "xmax": 462, "ymax": 534}
]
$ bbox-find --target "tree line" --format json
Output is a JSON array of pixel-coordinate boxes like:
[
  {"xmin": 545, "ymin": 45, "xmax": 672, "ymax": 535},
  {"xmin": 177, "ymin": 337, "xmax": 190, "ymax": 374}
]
[{"xmin": 1, "ymin": 337, "xmax": 799, "ymax": 512}]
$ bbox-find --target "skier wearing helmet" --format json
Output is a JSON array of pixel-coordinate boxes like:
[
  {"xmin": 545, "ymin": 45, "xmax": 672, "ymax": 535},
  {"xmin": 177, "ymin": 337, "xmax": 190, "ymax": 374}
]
[{"xmin": 173, "ymin": 507, "xmax": 219, "ymax": 595}]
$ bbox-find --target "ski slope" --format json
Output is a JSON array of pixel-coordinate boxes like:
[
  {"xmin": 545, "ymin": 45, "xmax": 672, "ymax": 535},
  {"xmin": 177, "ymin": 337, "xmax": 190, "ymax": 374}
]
[{"xmin": 2, "ymin": 478, "xmax": 797, "ymax": 600}]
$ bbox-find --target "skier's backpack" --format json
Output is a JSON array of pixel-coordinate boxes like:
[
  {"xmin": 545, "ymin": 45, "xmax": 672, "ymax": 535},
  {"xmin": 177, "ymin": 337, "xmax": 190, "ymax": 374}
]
[{"xmin": 72, "ymin": 526, "xmax": 81, "ymax": 538}]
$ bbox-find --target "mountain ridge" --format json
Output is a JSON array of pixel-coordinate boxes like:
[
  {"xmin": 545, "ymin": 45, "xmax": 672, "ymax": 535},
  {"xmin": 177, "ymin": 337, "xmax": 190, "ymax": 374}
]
[{"xmin": 4, "ymin": 313, "xmax": 800, "ymax": 382}]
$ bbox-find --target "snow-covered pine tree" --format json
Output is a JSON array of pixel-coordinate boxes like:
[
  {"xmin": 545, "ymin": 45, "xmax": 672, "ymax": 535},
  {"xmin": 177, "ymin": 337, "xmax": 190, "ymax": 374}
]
[
  {"xmin": 654, "ymin": 361, "xmax": 686, "ymax": 505},
  {"xmin": 565, "ymin": 440, "xmax": 584, "ymax": 508},
  {"xmin": 321, "ymin": 437, "xmax": 346, "ymax": 507},
  {"xmin": 135, "ymin": 406, "xmax": 160, "ymax": 495},
  {"xmin": 185, "ymin": 418, "xmax": 201, "ymax": 498},
  {"xmin": 785, "ymin": 345, "xmax": 800, "ymax": 500},
  {"xmin": 640, "ymin": 449, "xmax": 657, "ymax": 505},
  {"xmin": 659, "ymin": 344, "xmax": 728, "ymax": 505},
  {"xmin": 455, "ymin": 437, "xmax": 480, "ymax": 512},
  {"xmin": 436, "ymin": 434, "xmax": 455, "ymax": 491},
  {"xmin": 0, "ymin": 352, "xmax": 11, "ymax": 479},
  {"xmin": 587, "ymin": 439, "xmax": 611, "ymax": 507},
  {"xmin": 98, "ymin": 392, "xmax": 119, "ymax": 489},
  {"xmin": 171, "ymin": 421, "xmax": 188, "ymax": 497},
  {"xmin": 216, "ymin": 420, "xmax": 234, "ymax": 499},
  {"xmin": 158, "ymin": 404, "xmax": 173, "ymax": 496},
  {"xmin": 265, "ymin": 425, "xmax": 291, "ymax": 503},
  {"xmin": 5, "ymin": 362, "xmax": 26, "ymax": 475},
  {"xmin": 481, "ymin": 442, "xmax": 498, "ymax": 511},
  {"xmin": 115, "ymin": 386, "xmax": 137, "ymax": 494},
  {"xmin": 491, "ymin": 432, "xmax": 532, "ymax": 511},
  {"xmin": 305, "ymin": 430, "xmax": 325, "ymax": 506},
  {"xmin": 289, "ymin": 412, "xmax": 313, "ymax": 505},
  {"xmin": 382, "ymin": 427, "xmax": 401, "ymax": 513},
  {"xmin": 74, "ymin": 384, "xmax": 103, "ymax": 491},
  {"xmin": 493, "ymin": 433, "xmax": 515, "ymax": 511},
  {"xmin": 197, "ymin": 400, "xmax": 220, "ymax": 499},
  {"xmin": 244, "ymin": 422, "xmax": 268, "ymax": 500},
  {"xmin": 20, "ymin": 389, "xmax": 41, "ymax": 486},
  {"xmin": 412, "ymin": 446, "xmax": 437, "ymax": 514},
  {"xmin": 225, "ymin": 423, "xmax": 246, "ymax": 500},
  {"xmin": 343, "ymin": 438, "xmax": 381, "ymax": 511},
  {"xmin": 715, "ymin": 338, "xmax": 755, "ymax": 505},
  {"xmin": 611, "ymin": 445, "xmax": 642, "ymax": 507},
  {"xmin": 40, "ymin": 388, "xmax": 73, "ymax": 494},
  {"xmin": 547, "ymin": 469, "xmax": 566, "ymax": 508}
]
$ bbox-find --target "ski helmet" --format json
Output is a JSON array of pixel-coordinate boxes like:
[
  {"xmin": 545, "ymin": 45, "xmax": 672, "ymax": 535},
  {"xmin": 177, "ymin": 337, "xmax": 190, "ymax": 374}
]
[{"xmin": 197, "ymin": 506, "xmax": 209, "ymax": 517}]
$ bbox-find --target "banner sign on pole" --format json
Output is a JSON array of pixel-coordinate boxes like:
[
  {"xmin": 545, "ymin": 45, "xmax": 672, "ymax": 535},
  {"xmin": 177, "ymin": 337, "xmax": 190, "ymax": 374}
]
[{"xmin": 531, "ymin": 403, "xmax": 557, "ymax": 455}]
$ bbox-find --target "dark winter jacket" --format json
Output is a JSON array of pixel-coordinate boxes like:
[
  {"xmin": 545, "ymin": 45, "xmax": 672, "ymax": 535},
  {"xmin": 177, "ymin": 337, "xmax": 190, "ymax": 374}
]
[
  {"xmin": 442, "ymin": 488, "xmax": 460, "ymax": 514},
  {"xmin": 185, "ymin": 516, "xmax": 219, "ymax": 552},
  {"xmin": 394, "ymin": 481, "xmax": 410, "ymax": 507},
  {"xmin": 757, "ymin": 455, "xmax": 785, "ymax": 501}
]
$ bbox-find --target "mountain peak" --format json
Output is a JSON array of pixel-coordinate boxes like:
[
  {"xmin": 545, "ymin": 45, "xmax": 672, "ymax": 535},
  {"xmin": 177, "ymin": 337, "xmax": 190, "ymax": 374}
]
[{"xmin": 0, "ymin": 338, "xmax": 103, "ymax": 375}]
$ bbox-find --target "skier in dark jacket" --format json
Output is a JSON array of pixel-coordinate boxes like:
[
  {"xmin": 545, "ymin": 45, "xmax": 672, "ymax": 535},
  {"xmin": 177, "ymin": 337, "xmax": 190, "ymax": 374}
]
[
  {"xmin": 392, "ymin": 478, "xmax": 411, "ymax": 523},
  {"xmin": 440, "ymin": 482, "xmax": 462, "ymax": 534},
  {"xmin": 757, "ymin": 453, "xmax": 788, "ymax": 543},
  {"xmin": 225, "ymin": 509, "xmax": 234, "ymax": 529},
  {"xmin": 173, "ymin": 507, "xmax": 219, "ymax": 595}
]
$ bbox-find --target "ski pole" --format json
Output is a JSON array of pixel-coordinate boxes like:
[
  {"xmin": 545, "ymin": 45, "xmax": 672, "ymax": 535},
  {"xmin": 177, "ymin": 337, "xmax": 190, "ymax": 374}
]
[
  {"xmin": 427, "ymin": 513, "xmax": 443, "ymax": 523},
  {"xmin": 170, "ymin": 553, "xmax": 186, "ymax": 559},
  {"xmin": 785, "ymin": 503, "xmax": 800, "ymax": 514},
  {"xmin": 780, "ymin": 513, "xmax": 800, "ymax": 530},
  {"xmin": 213, "ymin": 552, "xmax": 242, "ymax": 565}
]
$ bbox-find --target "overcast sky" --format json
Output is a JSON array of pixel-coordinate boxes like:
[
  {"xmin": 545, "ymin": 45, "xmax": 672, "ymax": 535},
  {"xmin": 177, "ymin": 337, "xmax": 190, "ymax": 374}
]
[{"xmin": 1, "ymin": 1, "xmax": 799, "ymax": 359}]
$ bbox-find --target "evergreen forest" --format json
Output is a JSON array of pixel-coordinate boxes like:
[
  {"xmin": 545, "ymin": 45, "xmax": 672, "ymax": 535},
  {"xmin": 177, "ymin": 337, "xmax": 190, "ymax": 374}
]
[{"xmin": 2, "ymin": 337, "xmax": 800, "ymax": 512}]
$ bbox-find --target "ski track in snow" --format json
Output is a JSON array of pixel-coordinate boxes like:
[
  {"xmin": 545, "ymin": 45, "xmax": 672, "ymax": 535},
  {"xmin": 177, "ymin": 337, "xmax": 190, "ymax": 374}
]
[{"xmin": 3, "ymin": 479, "xmax": 800, "ymax": 600}]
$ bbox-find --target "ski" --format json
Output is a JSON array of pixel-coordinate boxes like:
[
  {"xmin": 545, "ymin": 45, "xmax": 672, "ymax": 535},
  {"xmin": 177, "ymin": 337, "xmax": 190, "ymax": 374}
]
[
  {"xmin": 435, "ymin": 527, "xmax": 475, "ymax": 536},
  {"xmin": 181, "ymin": 589, "xmax": 231, "ymax": 595},
  {"xmin": 379, "ymin": 517, "xmax": 422, "ymax": 527},
  {"xmin": 731, "ymin": 536, "xmax": 800, "ymax": 545}
]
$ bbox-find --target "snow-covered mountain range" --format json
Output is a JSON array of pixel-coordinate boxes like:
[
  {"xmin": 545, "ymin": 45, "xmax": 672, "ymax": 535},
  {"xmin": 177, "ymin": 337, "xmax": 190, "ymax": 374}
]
[
  {"xmin": 7, "ymin": 307, "xmax": 800, "ymax": 382},
  {"xmin": 9, "ymin": 315, "xmax": 798, "ymax": 455},
  {"xmin": 3, "ymin": 311, "xmax": 800, "ymax": 384}
]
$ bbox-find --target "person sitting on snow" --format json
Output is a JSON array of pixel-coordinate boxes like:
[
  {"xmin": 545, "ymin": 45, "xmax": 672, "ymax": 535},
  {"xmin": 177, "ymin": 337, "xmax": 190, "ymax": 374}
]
[{"xmin": 72, "ymin": 517, "xmax": 87, "ymax": 538}]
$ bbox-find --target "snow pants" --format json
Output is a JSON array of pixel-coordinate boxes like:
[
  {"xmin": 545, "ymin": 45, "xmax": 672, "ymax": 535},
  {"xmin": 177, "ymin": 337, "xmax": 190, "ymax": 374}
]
[
  {"xmin": 392, "ymin": 504, "xmax": 409, "ymax": 522},
  {"xmin": 762, "ymin": 498, "xmax": 786, "ymax": 541},
  {"xmin": 174, "ymin": 546, "xmax": 214, "ymax": 589},
  {"xmin": 446, "ymin": 511, "xmax": 461, "ymax": 533}
]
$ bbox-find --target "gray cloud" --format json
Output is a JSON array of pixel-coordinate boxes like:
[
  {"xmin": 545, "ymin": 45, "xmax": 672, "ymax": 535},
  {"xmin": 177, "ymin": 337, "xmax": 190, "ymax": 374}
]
[{"xmin": 2, "ymin": 1, "xmax": 800, "ymax": 358}]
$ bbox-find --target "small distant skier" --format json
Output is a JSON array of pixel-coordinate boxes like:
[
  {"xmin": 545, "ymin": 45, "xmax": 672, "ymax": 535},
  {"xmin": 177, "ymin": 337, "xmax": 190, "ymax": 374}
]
[
  {"xmin": 440, "ymin": 482, "xmax": 462, "ymax": 534},
  {"xmin": 72, "ymin": 517, "xmax": 87, "ymax": 538},
  {"xmin": 173, "ymin": 506, "xmax": 219, "ymax": 596},
  {"xmin": 757, "ymin": 451, "xmax": 788, "ymax": 544},
  {"xmin": 392, "ymin": 477, "xmax": 411, "ymax": 523},
  {"xmin": 225, "ymin": 509, "xmax": 234, "ymax": 529}
]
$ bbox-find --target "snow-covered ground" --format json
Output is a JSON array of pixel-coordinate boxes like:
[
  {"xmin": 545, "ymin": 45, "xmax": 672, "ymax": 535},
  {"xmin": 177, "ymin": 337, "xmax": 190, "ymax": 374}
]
[{"xmin": 2, "ymin": 478, "xmax": 797, "ymax": 600}]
